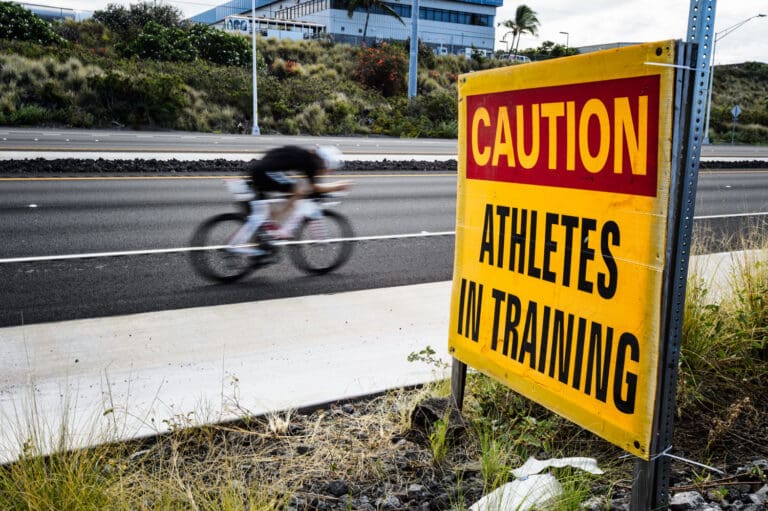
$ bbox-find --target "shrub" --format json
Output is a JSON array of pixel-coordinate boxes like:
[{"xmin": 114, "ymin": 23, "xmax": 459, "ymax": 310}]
[
  {"xmin": 117, "ymin": 21, "xmax": 195, "ymax": 62},
  {"xmin": 410, "ymin": 89, "xmax": 458, "ymax": 133},
  {"xmin": 270, "ymin": 57, "xmax": 306, "ymax": 79},
  {"xmin": 92, "ymin": 2, "xmax": 182, "ymax": 42},
  {"xmin": 321, "ymin": 93, "xmax": 359, "ymax": 134},
  {"xmin": 87, "ymin": 70, "xmax": 189, "ymax": 127},
  {"xmin": 417, "ymin": 73, "xmax": 441, "ymax": 94},
  {"xmin": 9, "ymin": 103, "xmax": 46, "ymax": 124},
  {"xmin": 179, "ymin": 92, "xmax": 242, "ymax": 133},
  {"xmin": 296, "ymin": 102, "xmax": 326, "ymax": 135},
  {"xmin": 54, "ymin": 18, "xmax": 112, "ymax": 51},
  {"xmin": 188, "ymin": 23, "xmax": 250, "ymax": 67},
  {"xmin": 0, "ymin": 2, "xmax": 64, "ymax": 46},
  {"xmin": 36, "ymin": 80, "xmax": 72, "ymax": 109},
  {"xmin": 354, "ymin": 42, "xmax": 407, "ymax": 97}
]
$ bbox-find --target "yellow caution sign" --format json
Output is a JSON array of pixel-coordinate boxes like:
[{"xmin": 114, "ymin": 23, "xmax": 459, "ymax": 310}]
[{"xmin": 449, "ymin": 41, "xmax": 677, "ymax": 459}]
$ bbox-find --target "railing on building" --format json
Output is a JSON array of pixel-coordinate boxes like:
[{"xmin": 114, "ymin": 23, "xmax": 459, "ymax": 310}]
[{"xmin": 223, "ymin": 15, "xmax": 326, "ymax": 39}]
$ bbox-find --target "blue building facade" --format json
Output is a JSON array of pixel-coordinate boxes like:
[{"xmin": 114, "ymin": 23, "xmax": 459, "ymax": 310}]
[{"xmin": 190, "ymin": 0, "xmax": 501, "ymax": 56}]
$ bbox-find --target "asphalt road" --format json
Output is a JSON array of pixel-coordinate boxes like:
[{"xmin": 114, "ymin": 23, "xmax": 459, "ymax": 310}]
[
  {"xmin": 0, "ymin": 174, "xmax": 456, "ymax": 327},
  {"xmin": 1, "ymin": 170, "xmax": 767, "ymax": 327}
]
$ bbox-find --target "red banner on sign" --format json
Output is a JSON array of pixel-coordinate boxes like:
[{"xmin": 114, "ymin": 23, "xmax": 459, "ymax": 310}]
[{"xmin": 465, "ymin": 76, "xmax": 660, "ymax": 197}]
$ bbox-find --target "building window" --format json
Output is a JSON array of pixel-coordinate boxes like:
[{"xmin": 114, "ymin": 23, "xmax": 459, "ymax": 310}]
[
  {"xmin": 419, "ymin": 6, "xmax": 491, "ymax": 27},
  {"xmin": 331, "ymin": 0, "xmax": 411, "ymax": 17}
]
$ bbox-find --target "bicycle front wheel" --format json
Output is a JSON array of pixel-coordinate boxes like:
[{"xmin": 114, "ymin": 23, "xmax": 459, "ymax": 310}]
[
  {"xmin": 189, "ymin": 213, "xmax": 254, "ymax": 283},
  {"xmin": 288, "ymin": 210, "xmax": 354, "ymax": 275}
]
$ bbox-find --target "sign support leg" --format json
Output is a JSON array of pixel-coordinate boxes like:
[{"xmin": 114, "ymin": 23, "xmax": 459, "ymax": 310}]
[{"xmin": 450, "ymin": 358, "xmax": 467, "ymax": 411}]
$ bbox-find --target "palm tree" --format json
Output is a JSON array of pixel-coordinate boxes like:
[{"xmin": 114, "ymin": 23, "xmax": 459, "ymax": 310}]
[
  {"xmin": 499, "ymin": 4, "xmax": 540, "ymax": 58},
  {"xmin": 344, "ymin": 0, "xmax": 405, "ymax": 45}
]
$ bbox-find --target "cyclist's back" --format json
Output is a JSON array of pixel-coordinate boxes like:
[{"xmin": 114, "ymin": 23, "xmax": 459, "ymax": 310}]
[{"xmin": 249, "ymin": 145, "xmax": 324, "ymax": 198}]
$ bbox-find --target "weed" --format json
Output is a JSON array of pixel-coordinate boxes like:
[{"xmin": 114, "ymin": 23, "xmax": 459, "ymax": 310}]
[
  {"xmin": 408, "ymin": 345, "xmax": 449, "ymax": 371},
  {"xmin": 706, "ymin": 397, "xmax": 751, "ymax": 452},
  {"xmin": 477, "ymin": 428, "xmax": 512, "ymax": 489},
  {"xmin": 265, "ymin": 408, "xmax": 295, "ymax": 436},
  {"xmin": 545, "ymin": 467, "xmax": 593, "ymax": 511},
  {"xmin": 429, "ymin": 417, "xmax": 449, "ymax": 466}
]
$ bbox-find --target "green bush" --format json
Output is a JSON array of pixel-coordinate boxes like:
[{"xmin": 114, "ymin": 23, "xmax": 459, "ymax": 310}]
[
  {"xmin": 54, "ymin": 18, "xmax": 112, "ymax": 52},
  {"xmin": 321, "ymin": 93, "xmax": 360, "ymax": 134},
  {"xmin": 87, "ymin": 70, "xmax": 189, "ymax": 127},
  {"xmin": 10, "ymin": 103, "xmax": 46, "ymax": 124},
  {"xmin": 296, "ymin": 102, "xmax": 327, "ymax": 135},
  {"xmin": 188, "ymin": 23, "xmax": 250, "ymax": 67},
  {"xmin": 0, "ymin": 2, "xmax": 64, "ymax": 46},
  {"xmin": 92, "ymin": 2, "xmax": 182, "ymax": 42},
  {"xmin": 36, "ymin": 80, "xmax": 72, "ymax": 109},
  {"xmin": 117, "ymin": 21, "xmax": 195, "ymax": 62}
]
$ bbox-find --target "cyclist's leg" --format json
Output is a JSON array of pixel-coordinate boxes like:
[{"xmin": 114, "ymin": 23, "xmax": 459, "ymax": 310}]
[
  {"xmin": 227, "ymin": 199, "xmax": 270, "ymax": 256},
  {"xmin": 252, "ymin": 171, "xmax": 298, "ymax": 239}
]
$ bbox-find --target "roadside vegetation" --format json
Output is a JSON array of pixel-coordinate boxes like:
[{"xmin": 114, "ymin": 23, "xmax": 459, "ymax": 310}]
[
  {"xmin": 708, "ymin": 61, "xmax": 768, "ymax": 144},
  {"xmin": 1, "ymin": 235, "xmax": 766, "ymax": 509},
  {"xmin": 3, "ymin": 1, "xmax": 762, "ymax": 142}
]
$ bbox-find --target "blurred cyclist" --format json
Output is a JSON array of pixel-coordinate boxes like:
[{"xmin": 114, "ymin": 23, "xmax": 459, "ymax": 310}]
[
  {"xmin": 249, "ymin": 144, "xmax": 350, "ymax": 203},
  {"xmin": 231, "ymin": 145, "xmax": 351, "ymax": 255}
]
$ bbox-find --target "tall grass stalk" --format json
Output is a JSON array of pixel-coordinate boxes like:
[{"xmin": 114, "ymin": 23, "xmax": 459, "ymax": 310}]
[
  {"xmin": 680, "ymin": 236, "xmax": 768, "ymax": 410},
  {"xmin": 478, "ymin": 428, "xmax": 512, "ymax": 489}
]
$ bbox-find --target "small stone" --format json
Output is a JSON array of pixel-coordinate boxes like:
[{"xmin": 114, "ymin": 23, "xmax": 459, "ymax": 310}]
[
  {"xmin": 580, "ymin": 496, "xmax": 605, "ymax": 510},
  {"xmin": 408, "ymin": 483, "xmax": 427, "ymax": 497},
  {"xmin": 327, "ymin": 480, "xmax": 349, "ymax": 497},
  {"xmin": 296, "ymin": 444, "xmax": 313, "ymax": 455},
  {"xmin": 670, "ymin": 491, "xmax": 705, "ymax": 510},
  {"xmin": 750, "ymin": 459, "xmax": 768, "ymax": 473},
  {"xmin": 430, "ymin": 493, "xmax": 451, "ymax": 510},
  {"xmin": 341, "ymin": 403, "xmax": 355, "ymax": 414},
  {"xmin": 749, "ymin": 485, "xmax": 768, "ymax": 505},
  {"xmin": 608, "ymin": 499, "xmax": 629, "ymax": 511},
  {"xmin": 376, "ymin": 495, "xmax": 401, "ymax": 509},
  {"xmin": 128, "ymin": 448, "xmax": 151, "ymax": 461}
]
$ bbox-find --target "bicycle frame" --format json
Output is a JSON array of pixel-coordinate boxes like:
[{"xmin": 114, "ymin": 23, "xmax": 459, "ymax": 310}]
[{"xmin": 225, "ymin": 178, "xmax": 340, "ymax": 242}]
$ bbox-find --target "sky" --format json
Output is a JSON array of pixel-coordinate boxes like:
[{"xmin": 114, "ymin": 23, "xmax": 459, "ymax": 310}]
[{"xmin": 50, "ymin": 0, "xmax": 768, "ymax": 64}]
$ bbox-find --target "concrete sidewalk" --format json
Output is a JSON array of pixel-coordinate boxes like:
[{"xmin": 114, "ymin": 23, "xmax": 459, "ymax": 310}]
[{"xmin": 1, "ymin": 282, "xmax": 452, "ymax": 463}]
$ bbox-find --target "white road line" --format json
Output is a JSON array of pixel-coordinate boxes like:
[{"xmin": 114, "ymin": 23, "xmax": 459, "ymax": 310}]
[
  {"xmin": 0, "ymin": 231, "xmax": 457, "ymax": 264},
  {"xmin": 696, "ymin": 211, "xmax": 768, "ymax": 220},
  {"xmin": 3, "ymin": 210, "xmax": 766, "ymax": 264}
]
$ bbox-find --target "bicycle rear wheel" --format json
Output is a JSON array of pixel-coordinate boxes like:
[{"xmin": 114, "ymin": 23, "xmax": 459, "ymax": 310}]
[
  {"xmin": 288, "ymin": 210, "xmax": 354, "ymax": 275},
  {"xmin": 190, "ymin": 213, "xmax": 255, "ymax": 283}
]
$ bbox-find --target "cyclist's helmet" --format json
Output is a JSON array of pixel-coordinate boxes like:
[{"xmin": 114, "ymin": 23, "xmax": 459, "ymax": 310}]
[{"xmin": 316, "ymin": 145, "xmax": 344, "ymax": 170}]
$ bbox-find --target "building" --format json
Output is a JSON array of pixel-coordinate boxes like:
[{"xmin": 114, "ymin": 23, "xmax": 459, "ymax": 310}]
[
  {"xmin": 15, "ymin": 2, "xmax": 91, "ymax": 22},
  {"xmin": 189, "ymin": 0, "xmax": 500, "ymax": 56}
]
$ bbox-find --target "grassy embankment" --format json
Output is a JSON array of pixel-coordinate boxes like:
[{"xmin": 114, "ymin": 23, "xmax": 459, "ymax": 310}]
[{"xmin": 1, "ymin": 34, "xmax": 767, "ymax": 142}]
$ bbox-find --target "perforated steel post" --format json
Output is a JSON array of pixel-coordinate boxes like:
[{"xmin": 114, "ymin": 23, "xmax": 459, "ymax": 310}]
[{"xmin": 630, "ymin": 1, "xmax": 715, "ymax": 508}]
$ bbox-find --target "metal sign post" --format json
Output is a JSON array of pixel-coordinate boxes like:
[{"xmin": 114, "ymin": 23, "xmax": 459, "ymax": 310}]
[{"xmin": 631, "ymin": 1, "xmax": 716, "ymax": 508}]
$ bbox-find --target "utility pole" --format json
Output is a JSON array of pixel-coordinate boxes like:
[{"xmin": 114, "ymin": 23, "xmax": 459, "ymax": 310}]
[
  {"xmin": 251, "ymin": 0, "xmax": 261, "ymax": 135},
  {"xmin": 407, "ymin": 0, "xmax": 419, "ymax": 98}
]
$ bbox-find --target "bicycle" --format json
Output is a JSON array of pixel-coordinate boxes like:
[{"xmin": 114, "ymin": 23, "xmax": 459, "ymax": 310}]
[{"xmin": 190, "ymin": 179, "xmax": 354, "ymax": 283}]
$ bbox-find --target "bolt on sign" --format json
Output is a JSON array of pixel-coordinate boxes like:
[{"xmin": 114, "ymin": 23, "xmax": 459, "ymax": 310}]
[{"xmin": 449, "ymin": 40, "xmax": 678, "ymax": 459}]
